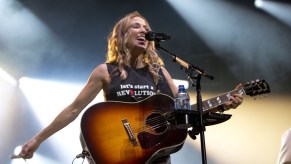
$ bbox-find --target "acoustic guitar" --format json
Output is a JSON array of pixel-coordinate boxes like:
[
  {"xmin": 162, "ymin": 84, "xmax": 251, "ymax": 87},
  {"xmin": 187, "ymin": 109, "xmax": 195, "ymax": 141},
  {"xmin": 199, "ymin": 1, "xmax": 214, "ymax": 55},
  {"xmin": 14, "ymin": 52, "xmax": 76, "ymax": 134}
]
[{"xmin": 80, "ymin": 79, "xmax": 270, "ymax": 164}]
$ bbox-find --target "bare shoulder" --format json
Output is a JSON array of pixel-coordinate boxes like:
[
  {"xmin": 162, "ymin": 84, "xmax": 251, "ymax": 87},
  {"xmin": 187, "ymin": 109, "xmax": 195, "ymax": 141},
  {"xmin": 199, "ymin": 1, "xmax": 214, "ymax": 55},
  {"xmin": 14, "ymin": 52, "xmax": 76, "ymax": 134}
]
[
  {"xmin": 160, "ymin": 66, "xmax": 171, "ymax": 77},
  {"xmin": 90, "ymin": 63, "xmax": 110, "ymax": 87},
  {"xmin": 93, "ymin": 63, "xmax": 107, "ymax": 72},
  {"xmin": 160, "ymin": 66, "xmax": 178, "ymax": 95},
  {"xmin": 90, "ymin": 63, "xmax": 108, "ymax": 77}
]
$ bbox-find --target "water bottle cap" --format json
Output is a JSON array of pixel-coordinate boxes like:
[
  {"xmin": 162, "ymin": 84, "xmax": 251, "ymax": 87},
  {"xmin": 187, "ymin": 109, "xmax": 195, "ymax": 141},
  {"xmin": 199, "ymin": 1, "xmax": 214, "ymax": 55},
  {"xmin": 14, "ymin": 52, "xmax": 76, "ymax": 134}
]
[{"xmin": 178, "ymin": 85, "xmax": 185, "ymax": 92}]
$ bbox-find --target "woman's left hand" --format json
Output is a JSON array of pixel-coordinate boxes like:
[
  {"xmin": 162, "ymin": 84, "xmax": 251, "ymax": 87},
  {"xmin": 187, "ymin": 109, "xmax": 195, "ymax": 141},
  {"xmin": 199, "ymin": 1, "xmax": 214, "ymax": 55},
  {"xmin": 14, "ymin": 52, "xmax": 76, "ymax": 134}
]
[{"xmin": 224, "ymin": 83, "xmax": 244, "ymax": 110}]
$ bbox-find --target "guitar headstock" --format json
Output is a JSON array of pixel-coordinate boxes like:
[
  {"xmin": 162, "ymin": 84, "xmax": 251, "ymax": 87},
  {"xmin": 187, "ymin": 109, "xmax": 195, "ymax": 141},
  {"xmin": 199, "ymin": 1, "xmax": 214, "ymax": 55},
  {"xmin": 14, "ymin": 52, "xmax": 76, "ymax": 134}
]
[{"xmin": 243, "ymin": 79, "xmax": 270, "ymax": 97}]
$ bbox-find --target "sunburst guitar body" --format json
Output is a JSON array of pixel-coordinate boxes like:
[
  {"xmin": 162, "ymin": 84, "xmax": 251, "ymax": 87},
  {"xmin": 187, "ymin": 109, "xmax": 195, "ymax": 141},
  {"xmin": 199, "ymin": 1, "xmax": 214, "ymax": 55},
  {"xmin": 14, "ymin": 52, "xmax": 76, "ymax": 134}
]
[{"xmin": 81, "ymin": 94, "xmax": 187, "ymax": 164}]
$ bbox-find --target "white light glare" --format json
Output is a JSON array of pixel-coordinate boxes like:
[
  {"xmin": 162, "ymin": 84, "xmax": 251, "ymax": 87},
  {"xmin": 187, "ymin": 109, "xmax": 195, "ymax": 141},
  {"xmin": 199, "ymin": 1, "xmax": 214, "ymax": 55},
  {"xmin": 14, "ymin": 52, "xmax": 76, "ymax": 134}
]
[
  {"xmin": 173, "ymin": 79, "xmax": 189, "ymax": 89},
  {"xmin": 0, "ymin": 67, "xmax": 17, "ymax": 86},
  {"xmin": 255, "ymin": 0, "xmax": 264, "ymax": 8},
  {"xmin": 13, "ymin": 146, "xmax": 22, "ymax": 156},
  {"xmin": 18, "ymin": 77, "xmax": 100, "ymax": 163},
  {"xmin": 11, "ymin": 146, "xmax": 59, "ymax": 164}
]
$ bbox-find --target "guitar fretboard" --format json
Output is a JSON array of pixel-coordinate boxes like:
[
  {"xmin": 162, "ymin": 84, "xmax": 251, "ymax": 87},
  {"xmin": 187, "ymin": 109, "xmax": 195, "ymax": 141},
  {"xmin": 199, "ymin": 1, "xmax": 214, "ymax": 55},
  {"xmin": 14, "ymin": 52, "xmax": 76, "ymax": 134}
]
[{"xmin": 191, "ymin": 88, "xmax": 246, "ymax": 112}]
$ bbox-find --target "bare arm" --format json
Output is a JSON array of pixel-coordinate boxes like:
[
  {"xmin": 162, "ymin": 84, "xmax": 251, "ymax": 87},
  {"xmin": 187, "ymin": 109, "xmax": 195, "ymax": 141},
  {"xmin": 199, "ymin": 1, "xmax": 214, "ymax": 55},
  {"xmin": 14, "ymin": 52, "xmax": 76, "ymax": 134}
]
[
  {"xmin": 19, "ymin": 64, "xmax": 109, "ymax": 159},
  {"xmin": 161, "ymin": 66, "xmax": 178, "ymax": 96}
]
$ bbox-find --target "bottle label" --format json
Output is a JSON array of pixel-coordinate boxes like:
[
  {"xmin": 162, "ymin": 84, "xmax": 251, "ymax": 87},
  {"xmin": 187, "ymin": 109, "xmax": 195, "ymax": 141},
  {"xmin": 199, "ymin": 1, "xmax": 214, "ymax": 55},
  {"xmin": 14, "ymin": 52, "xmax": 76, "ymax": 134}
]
[{"xmin": 175, "ymin": 97, "xmax": 190, "ymax": 110}]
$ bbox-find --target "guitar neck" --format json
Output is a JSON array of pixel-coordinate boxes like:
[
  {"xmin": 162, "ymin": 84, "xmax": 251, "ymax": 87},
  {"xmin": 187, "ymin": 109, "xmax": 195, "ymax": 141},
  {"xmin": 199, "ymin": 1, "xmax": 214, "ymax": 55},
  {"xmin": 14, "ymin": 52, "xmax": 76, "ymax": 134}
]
[{"xmin": 191, "ymin": 88, "xmax": 246, "ymax": 113}]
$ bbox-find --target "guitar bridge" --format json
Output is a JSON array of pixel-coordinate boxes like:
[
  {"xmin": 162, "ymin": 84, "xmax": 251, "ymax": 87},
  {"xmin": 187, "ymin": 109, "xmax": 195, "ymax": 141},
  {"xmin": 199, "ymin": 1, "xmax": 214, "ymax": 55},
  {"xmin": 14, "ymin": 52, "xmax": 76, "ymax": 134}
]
[{"xmin": 122, "ymin": 118, "xmax": 138, "ymax": 147}]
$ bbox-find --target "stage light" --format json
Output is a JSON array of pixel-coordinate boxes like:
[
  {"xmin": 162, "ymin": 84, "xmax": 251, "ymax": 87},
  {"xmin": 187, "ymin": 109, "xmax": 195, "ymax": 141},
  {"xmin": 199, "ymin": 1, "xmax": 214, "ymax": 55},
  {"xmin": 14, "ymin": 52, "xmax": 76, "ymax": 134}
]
[
  {"xmin": 255, "ymin": 0, "xmax": 264, "ymax": 8},
  {"xmin": 254, "ymin": 0, "xmax": 291, "ymax": 28},
  {"xmin": 18, "ymin": 77, "xmax": 104, "ymax": 126},
  {"xmin": 18, "ymin": 77, "xmax": 103, "ymax": 164},
  {"xmin": 0, "ymin": 67, "xmax": 18, "ymax": 137}
]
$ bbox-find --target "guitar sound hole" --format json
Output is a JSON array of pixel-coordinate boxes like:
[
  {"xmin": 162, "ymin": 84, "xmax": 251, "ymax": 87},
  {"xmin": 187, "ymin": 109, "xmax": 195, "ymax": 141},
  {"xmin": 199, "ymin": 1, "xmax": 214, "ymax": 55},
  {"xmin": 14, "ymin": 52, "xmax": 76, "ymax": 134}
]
[{"xmin": 146, "ymin": 113, "xmax": 168, "ymax": 134}]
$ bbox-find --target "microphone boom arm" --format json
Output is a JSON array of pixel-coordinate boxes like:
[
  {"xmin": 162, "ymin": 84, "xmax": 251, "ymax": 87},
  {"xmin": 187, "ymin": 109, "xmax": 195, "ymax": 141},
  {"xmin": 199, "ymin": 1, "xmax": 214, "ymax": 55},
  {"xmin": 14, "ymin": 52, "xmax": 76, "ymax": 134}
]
[{"xmin": 155, "ymin": 43, "xmax": 214, "ymax": 81}]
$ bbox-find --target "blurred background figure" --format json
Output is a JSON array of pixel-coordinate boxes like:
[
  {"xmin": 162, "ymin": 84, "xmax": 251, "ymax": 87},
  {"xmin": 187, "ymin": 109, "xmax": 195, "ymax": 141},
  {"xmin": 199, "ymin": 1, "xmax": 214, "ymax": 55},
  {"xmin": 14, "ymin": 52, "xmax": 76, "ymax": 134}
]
[{"xmin": 277, "ymin": 128, "xmax": 291, "ymax": 164}]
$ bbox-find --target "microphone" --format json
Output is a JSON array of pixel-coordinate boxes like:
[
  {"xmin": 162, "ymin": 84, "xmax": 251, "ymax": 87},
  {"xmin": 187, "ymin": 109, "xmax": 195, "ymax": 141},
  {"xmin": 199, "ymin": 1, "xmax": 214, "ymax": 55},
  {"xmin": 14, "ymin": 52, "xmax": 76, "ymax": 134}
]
[{"xmin": 145, "ymin": 31, "xmax": 171, "ymax": 42}]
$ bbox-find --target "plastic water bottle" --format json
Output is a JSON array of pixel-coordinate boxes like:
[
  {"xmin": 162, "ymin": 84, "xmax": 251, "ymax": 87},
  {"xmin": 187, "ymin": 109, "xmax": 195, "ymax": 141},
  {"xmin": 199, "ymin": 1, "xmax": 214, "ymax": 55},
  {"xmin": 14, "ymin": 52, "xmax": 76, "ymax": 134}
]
[{"xmin": 175, "ymin": 85, "xmax": 191, "ymax": 110}]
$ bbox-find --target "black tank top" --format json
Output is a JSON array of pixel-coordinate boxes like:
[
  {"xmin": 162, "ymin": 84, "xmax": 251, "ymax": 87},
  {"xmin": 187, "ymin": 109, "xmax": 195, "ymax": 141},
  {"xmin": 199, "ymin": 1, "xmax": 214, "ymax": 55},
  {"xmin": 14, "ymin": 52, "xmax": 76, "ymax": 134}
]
[{"xmin": 105, "ymin": 63, "xmax": 173, "ymax": 102}]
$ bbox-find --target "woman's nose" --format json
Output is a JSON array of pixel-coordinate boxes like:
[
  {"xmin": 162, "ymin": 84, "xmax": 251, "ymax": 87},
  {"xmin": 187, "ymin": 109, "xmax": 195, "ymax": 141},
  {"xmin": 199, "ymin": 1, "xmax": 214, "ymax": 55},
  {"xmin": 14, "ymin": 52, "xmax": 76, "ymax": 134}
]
[{"xmin": 140, "ymin": 27, "xmax": 147, "ymax": 34}]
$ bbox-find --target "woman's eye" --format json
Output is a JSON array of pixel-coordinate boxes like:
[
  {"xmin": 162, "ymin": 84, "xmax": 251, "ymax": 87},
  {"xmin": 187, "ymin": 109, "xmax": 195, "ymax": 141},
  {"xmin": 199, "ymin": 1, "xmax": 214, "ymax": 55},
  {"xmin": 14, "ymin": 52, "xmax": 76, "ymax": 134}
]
[{"xmin": 131, "ymin": 24, "xmax": 139, "ymax": 28}]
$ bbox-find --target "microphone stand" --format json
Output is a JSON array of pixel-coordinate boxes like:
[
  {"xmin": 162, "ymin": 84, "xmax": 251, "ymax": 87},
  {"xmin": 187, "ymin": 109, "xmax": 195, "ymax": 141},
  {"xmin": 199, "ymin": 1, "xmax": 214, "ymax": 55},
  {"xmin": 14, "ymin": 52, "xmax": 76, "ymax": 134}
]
[{"xmin": 154, "ymin": 40, "xmax": 214, "ymax": 164}]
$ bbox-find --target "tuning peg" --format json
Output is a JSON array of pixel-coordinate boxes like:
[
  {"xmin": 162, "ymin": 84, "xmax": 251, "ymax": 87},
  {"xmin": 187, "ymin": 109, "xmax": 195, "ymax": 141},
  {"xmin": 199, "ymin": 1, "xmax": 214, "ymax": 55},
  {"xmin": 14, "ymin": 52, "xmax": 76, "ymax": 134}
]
[{"xmin": 245, "ymin": 81, "xmax": 251, "ymax": 87}]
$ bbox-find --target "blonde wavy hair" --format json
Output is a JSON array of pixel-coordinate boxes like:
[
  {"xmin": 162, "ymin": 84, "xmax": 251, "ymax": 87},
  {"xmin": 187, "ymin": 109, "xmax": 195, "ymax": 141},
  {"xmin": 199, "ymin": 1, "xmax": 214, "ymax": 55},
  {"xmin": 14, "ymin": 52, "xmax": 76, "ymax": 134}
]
[{"xmin": 105, "ymin": 11, "xmax": 164, "ymax": 84}]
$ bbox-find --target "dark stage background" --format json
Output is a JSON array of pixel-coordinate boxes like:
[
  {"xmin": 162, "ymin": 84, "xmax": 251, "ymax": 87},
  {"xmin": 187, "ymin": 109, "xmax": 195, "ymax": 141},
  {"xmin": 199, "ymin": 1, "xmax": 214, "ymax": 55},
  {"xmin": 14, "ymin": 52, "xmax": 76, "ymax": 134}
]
[{"xmin": 1, "ymin": 0, "xmax": 291, "ymax": 164}]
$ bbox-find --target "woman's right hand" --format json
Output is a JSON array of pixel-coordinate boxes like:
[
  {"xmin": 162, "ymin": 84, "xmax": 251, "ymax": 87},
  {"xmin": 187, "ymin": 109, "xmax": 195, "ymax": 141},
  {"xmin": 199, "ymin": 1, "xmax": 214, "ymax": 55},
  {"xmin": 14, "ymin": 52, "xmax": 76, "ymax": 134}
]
[{"xmin": 19, "ymin": 138, "xmax": 41, "ymax": 159}]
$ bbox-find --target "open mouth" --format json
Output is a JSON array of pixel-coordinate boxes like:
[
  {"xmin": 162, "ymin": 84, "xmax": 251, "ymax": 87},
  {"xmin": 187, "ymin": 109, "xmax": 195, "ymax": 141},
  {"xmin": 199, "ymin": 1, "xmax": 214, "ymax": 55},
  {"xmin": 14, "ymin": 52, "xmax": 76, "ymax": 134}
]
[
  {"xmin": 137, "ymin": 36, "xmax": 146, "ymax": 42},
  {"xmin": 136, "ymin": 36, "xmax": 147, "ymax": 45}
]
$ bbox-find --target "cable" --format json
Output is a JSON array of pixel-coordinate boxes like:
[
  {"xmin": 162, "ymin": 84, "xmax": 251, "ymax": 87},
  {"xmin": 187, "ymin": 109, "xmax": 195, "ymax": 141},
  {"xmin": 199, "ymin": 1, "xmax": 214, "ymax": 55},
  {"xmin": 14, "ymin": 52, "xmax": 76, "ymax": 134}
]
[{"xmin": 72, "ymin": 150, "xmax": 89, "ymax": 164}]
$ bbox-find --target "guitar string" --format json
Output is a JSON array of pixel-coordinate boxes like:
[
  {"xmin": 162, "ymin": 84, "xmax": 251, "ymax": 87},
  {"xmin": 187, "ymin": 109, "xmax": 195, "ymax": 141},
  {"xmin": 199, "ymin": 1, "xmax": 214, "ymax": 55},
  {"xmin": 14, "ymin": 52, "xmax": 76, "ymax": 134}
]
[
  {"xmin": 130, "ymin": 89, "xmax": 241, "ymax": 131},
  {"xmin": 129, "ymin": 94, "xmax": 232, "ymax": 133},
  {"xmin": 139, "ymin": 89, "xmax": 247, "ymax": 132},
  {"xmin": 130, "ymin": 114, "xmax": 170, "ymax": 133},
  {"xmin": 130, "ymin": 112, "xmax": 167, "ymax": 131},
  {"xmin": 120, "ymin": 86, "xmax": 268, "ymax": 138},
  {"xmin": 129, "ymin": 89, "xmax": 242, "ymax": 133},
  {"xmin": 129, "ymin": 94, "xmax": 231, "ymax": 133},
  {"xmin": 131, "ymin": 121, "xmax": 167, "ymax": 133},
  {"xmin": 132, "ymin": 121, "xmax": 169, "ymax": 134},
  {"xmin": 89, "ymin": 85, "xmax": 266, "ymax": 144},
  {"xmin": 134, "ymin": 121, "xmax": 169, "ymax": 133},
  {"xmin": 88, "ymin": 85, "xmax": 265, "ymax": 147}
]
